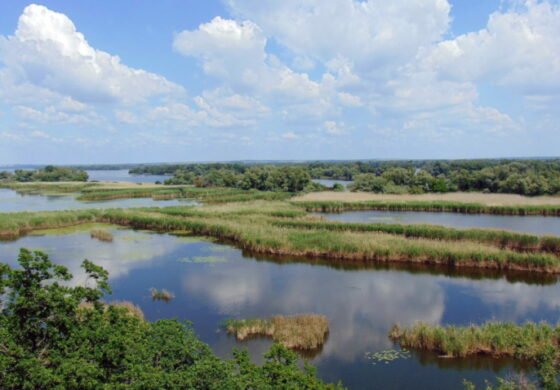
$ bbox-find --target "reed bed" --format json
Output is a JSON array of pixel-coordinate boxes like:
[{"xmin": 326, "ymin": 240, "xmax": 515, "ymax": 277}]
[
  {"xmin": 1, "ymin": 182, "xmax": 98, "ymax": 194},
  {"xmin": 270, "ymin": 219, "xmax": 560, "ymax": 255},
  {"xmin": 2, "ymin": 205, "xmax": 560, "ymax": 274},
  {"xmin": 150, "ymin": 287, "xmax": 174, "ymax": 301},
  {"xmin": 76, "ymin": 185, "xmax": 290, "ymax": 203},
  {"xmin": 295, "ymin": 200, "xmax": 560, "ymax": 216},
  {"xmin": 225, "ymin": 314, "xmax": 329, "ymax": 350},
  {"xmin": 90, "ymin": 229, "xmax": 113, "ymax": 242},
  {"xmin": 96, "ymin": 210, "xmax": 560, "ymax": 273},
  {"xmin": 389, "ymin": 322, "xmax": 560, "ymax": 361},
  {"xmin": 0, "ymin": 209, "xmax": 99, "ymax": 239},
  {"xmin": 294, "ymin": 191, "xmax": 560, "ymax": 206}
]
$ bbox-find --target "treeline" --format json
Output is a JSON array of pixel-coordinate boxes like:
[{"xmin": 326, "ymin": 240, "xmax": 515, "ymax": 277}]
[
  {"xmin": 0, "ymin": 166, "xmax": 88, "ymax": 182},
  {"xmin": 349, "ymin": 160, "xmax": 560, "ymax": 195},
  {"xmin": 165, "ymin": 165, "xmax": 316, "ymax": 192},
  {"xmin": 0, "ymin": 249, "xmax": 343, "ymax": 389},
  {"xmin": 148, "ymin": 159, "xmax": 560, "ymax": 195}
]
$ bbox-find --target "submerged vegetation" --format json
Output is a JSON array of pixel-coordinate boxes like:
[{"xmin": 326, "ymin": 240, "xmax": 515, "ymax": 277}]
[
  {"xmin": 225, "ymin": 314, "xmax": 329, "ymax": 350},
  {"xmin": 0, "ymin": 249, "xmax": 343, "ymax": 389},
  {"xmin": 390, "ymin": 322, "xmax": 560, "ymax": 389},
  {"xmin": 90, "ymin": 229, "xmax": 113, "ymax": 242}
]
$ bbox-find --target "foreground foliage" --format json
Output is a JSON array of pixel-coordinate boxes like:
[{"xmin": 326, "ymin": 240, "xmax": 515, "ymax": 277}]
[{"xmin": 0, "ymin": 249, "xmax": 343, "ymax": 389}]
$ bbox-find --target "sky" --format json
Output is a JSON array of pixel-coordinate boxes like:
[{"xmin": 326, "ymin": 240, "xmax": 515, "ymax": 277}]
[{"xmin": 0, "ymin": 0, "xmax": 559, "ymax": 164}]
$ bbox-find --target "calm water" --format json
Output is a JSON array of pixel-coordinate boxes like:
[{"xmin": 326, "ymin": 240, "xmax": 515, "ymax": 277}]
[
  {"xmin": 314, "ymin": 210, "xmax": 560, "ymax": 236},
  {"xmin": 86, "ymin": 169, "xmax": 170, "ymax": 183},
  {"xmin": 0, "ymin": 188, "xmax": 197, "ymax": 212},
  {"xmin": 2, "ymin": 226, "xmax": 554, "ymax": 389},
  {"xmin": 313, "ymin": 179, "xmax": 353, "ymax": 190}
]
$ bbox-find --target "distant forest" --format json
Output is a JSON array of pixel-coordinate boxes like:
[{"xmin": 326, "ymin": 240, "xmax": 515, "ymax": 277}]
[
  {"xmin": 0, "ymin": 166, "xmax": 88, "ymax": 182},
  {"xmin": 130, "ymin": 159, "xmax": 560, "ymax": 196}
]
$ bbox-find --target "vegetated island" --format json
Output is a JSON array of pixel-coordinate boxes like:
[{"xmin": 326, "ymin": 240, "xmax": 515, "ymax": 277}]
[
  {"xmin": 390, "ymin": 321, "xmax": 560, "ymax": 389},
  {"xmin": 225, "ymin": 314, "xmax": 329, "ymax": 350},
  {"xmin": 2, "ymin": 200, "xmax": 560, "ymax": 274}
]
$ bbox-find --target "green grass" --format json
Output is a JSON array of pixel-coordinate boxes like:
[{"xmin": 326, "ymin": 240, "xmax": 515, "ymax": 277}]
[
  {"xmin": 295, "ymin": 200, "xmax": 560, "ymax": 216},
  {"xmin": 225, "ymin": 314, "xmax": 329, "ymax": 350},
  {"xmin": 270, "ymin": 219, "xmax": 560, "ymax": 255},
  {"xmin": 389, "ymin": 322, "xmax": 560, "ymax": 361},
  {"xmin": 2, "ymin": 202, "xmax": 560, "ymax": 274}
]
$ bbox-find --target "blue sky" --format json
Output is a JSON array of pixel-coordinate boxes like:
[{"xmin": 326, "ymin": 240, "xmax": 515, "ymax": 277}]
[{"xmin": 0, "ymin": 0, "xmax": 558, "ymax": 164}]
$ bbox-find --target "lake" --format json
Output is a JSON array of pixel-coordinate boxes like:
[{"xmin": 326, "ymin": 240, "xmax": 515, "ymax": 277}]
[
  {"xmin": 313, "ymin": 210, "xmax": 560, "ymax": 236},
  {"xmin": 2, "ymin": 225, "xmax": 553, "ymax": 389}
]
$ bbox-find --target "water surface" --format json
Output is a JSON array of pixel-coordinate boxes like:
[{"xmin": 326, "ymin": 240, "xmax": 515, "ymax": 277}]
[
  {"xmin": 313, "ymin": 179, "xmax": 353, "ymax": 190},
  {"xmin": 86, "ymin": 169, "xmax": 170, "ymax": 183},
  {"xmin": 314, "ymin": 210, "xmax": 560, "ymax": 236},
  {"xmin": 0, "ymin": 188, "xmax": 196, "ymax": 212},
  {"xmin": 1, "ymin": 226, "xmax": 554, "ymax": 389}
]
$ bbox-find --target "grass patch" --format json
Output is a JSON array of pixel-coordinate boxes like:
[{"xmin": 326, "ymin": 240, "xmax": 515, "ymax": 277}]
[
  {"xmin": 225, "ymin": 314, "xmax": 329, "ymax": 350},
  {"xmin": 150, "ymin": 287, "xmax": 174, "ymax": 301},
  {"xmin": 295, "ymin": 200, "xmax": 560, "ymax": 216},
  {"xmin": 90, "ymin": 229, "xmax": 113, "ymax": 242},
  {"xmin": 271, "ymin": 219, "xmax": 560, "ymax": 255},
  {"xmin": 389, "ymin": 322, "xmax": 559, "ymax": 360},
  {"xmin": 2, "ymin": 203, "xmax": 560, "ymax": 274}
]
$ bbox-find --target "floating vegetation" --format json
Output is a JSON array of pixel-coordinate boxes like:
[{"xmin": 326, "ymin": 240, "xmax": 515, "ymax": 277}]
[
  {"xmin": 364, "ymin": 349, "xmax": 411, "ymax": 365},
  {"xmin": 180, "ymin": 256, "xmax": 227, "ymax": 264},
  {"xmin": 90, "ymin": 229, "xmax": 113, "ymax": 242},
  {"xmin": 225, "ymin": 314, "xmax": 329, "ymax": 350},
  {"xmin": 172, "ymin": 233, "xmax": 215, "ymax": 243},
  {"xmin": 29, "ymin": 223, "xmax": 121, "ymax": 237},
  {"xmin": 119, "ymin": 235, "xmax": 153, "ymax": 242},
  {"xmin": 208, "ymin": 245, "xmax": 233, "ymax": 252},
  {"xmin": 150, "ymin": 287, "xmax": 174, "ymax": 301}
]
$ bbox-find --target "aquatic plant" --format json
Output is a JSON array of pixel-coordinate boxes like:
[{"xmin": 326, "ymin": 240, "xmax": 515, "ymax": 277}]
[
  {"xmin": 389, "ymin": 322, "xmax": 559, "ymax": 360},
  {"xmin": 2, "ymin": 202, "xmax": 560, "ymax": 274},
  {"xmin": 225, "ymin": 314, "xmax": 329, "ymax": 350},
  {"xmin": 90, "ymin": 229, "xmax": 113, "ymax": 242},
  {"xmin": 150, "ymin": 287, "xmax": 174, "ymax": 301},
  {"xmin": 364, "ymin": 349, "xmax": 410, "ymax": 365},
  {"xmin": 294, "ymin": 200, "xmax": 560, "ymax": 216}
]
